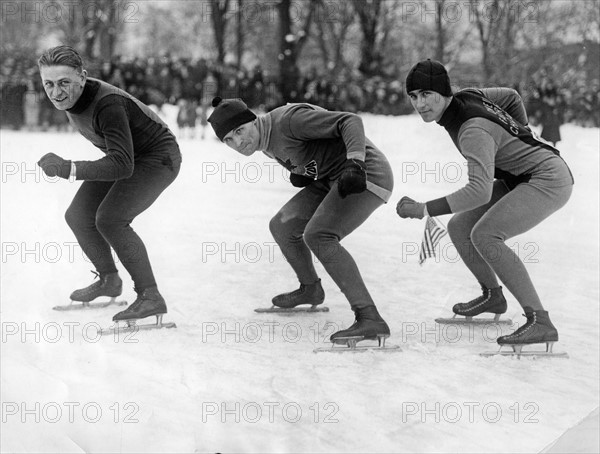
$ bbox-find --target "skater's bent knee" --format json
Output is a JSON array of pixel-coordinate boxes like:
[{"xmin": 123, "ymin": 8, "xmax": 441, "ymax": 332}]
[
  {"xmin": 95, "ymin": 212, "xmax": 126, "ymax": 235},
  {"xmin": 303, "ymin": 227, "xmax": 338, "ymax": 254},
  {"xmin": 303, "ymin": 228, "xmax": 319, "ymax": 251},
  {"xmin": 65, "ymin": 206, "xmax": 91, "ymax": 230},
  {"xmin": 470, "ymin": 225, "xmax": 504, "ymax": 258},
  {"xmin": 446, "ymin": 214, "xmax": 472, "ymax": 240},
  {"xmin": 470, "ymin": 224, "xmax": 496, "ymax": 244},
  {"xmin": 64, "ymin": 207, "xmax": 77, "ymax": 228},
  {"xmin": 269, "ymin": 212, "xmax": 307, "ymax": 242},
  {"xmin": 268, "ymin": 215, "xmax": 281, "ymax": 235}
]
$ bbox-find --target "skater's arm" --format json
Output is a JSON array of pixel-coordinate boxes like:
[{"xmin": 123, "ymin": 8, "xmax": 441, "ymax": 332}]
[
  {"xmin": 283, "ymin": 107, "xmax": 367, "ymax": 161},
  {"xmin": 72, "ymin": 98, "xmax": 135, "ymax": 181},
  {"xmin": 426, "ymin": 126, "xmax": 497, "ymax": 216}
]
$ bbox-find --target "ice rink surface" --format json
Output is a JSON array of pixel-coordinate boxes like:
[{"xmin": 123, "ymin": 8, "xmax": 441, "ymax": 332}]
[{"xmin": 1, "ymin": 110, "xmax": 598, "ymax": 453}]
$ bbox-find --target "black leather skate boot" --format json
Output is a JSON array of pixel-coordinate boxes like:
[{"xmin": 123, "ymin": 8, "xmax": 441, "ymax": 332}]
[
  {"xmin": 452, "ymin": 285, "xmax": 507, "ymax": 317},
  {"xmin": 272, "ymin": 279, "xmax": 325, "ymax": 308},
  {"xmin": 112, "ymin": 286, "xmax": 167, "ymax": 322},
  {"xmin": 497, "ymin": 307, "xmax": 558, "ymax": 347},
  {"xmin": 330, "ymin": 305, "xmax": 390, "ymax": 346},
  {"xmin": 70, "ymin": 271, "xmax": 122, "ymax": 302}
]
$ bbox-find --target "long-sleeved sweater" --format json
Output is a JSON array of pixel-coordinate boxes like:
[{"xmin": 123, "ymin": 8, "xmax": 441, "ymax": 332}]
[
  {"xmin": 426, "ymin": 88, "xmax": 573, "ymax": 216},
  {"xmin": 258, "ymin": 103, "xmax": 393, "ymax": 202},
  {"xmin": 66, "ymin": 78, "xmax": 180, "ymax": 181}
]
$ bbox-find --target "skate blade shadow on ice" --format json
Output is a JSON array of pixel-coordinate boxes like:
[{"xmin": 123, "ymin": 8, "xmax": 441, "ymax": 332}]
[
  {"xmin": 100, "ymin": 314, "xmax": 177, "ymax": 335},
  {"xmin": 255, "ymin": 305, "xmax": 329, "ymax": 313},
  {"xmin": 53, "ymin": 297, "xmax": 128, "ymax": 311},
  {"xmin": 480, "ymin": 341, "xmax": 569, "ymax": 359},
  {"xmin": 314, "ymin": 334, "xmax": 401, "ymax": 353},
  {"xmin": 435, "ymin": 313, "xmax": 513, "ymax": 325}
]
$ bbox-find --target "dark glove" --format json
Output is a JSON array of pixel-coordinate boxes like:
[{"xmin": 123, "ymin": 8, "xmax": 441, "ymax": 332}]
[
  {"xmin": 290, "ymin": 173, "xmax": 314, "ymax": 188},
  {"xmin": 337, "ymin": 159, "xmax": 367, "ymax": 198},
  {"xmin": 396, "ymin": 196, "xmax": 426, "ymax": 219},
  {"xmin": 37, "ymin": 153, "xmax": 71, "ymax": 179}
]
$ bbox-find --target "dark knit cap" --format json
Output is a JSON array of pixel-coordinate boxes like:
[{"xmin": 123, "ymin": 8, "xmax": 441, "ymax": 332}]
[
  {"xmin": 208, "ymin": 97, "xmax": 257, "ymax": 141},
  {"xmin": 405, "ymin": 59, "xmax": 452, "ymax": 96}
]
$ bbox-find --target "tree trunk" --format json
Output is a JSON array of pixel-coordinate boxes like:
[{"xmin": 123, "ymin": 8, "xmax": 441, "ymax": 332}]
[
  {"xmin": 277, "ymin": 0, "xmax": 315, "ymax": 102},
  {"xmin": 209, "ymin": 0, "xmax": 230, "ymax": 65},
  {"xmin": 236, "ymin": 0, "xmax": 243, "ymax": 70},
  {"xmin": 472, "ymin": 0, "xmax": 500, "ymax": 83},
  {"xmin": 355, "ymin": 0, "xmax": 384, "ymax": 77},
  {"xmin": 435, "ymin": 0, "xmax": 445, "ymax": 62}
]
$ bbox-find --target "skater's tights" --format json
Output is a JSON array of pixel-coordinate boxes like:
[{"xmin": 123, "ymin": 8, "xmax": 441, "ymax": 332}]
[
  {"xmin": 447, "ymin": 179, "xmax": 572, "ymax": 311},
  {"xmin": 269, "ymin": 180, "xmax": 386, "ymax": 308},
  {"xmin": 65, "ymin": 154, "xmax": 181, "ymax": 290}
]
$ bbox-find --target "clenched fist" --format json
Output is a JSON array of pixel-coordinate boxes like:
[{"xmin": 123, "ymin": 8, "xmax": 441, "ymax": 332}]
[
  {"xmin": 396, "ymin": 196, "xmax": 426, "ymax": 219},
  {"xmin": 37, "ymin": 153, "xmax": 71, "ymax": 179}
]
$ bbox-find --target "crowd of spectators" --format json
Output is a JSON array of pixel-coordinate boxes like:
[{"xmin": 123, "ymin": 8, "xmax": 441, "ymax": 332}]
[{"xmin": 2, "ymin": 52, "xmax": 598, "ymax": 133}]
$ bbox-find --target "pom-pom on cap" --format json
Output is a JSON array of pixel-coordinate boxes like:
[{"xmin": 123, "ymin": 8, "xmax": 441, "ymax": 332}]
[
  {"xmin": 406, "ymin": 59, "xmax": 452, "ymax": 97},
  {"xmin": 207, "ymin": 97, "xmax": 257, "ymax": 141}
]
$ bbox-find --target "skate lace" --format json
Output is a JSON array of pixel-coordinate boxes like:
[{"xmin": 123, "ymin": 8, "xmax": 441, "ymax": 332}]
[
  {"xmin": 125, "ymin": 297, "xmax": 145, "ymax": 313},
  {"xmin": 465, "ymin": 289, "xmax": 491, "ymax": 308},
  {"xmin": 76, "ymin": 271, "xmax": 103, "ymax": 297},
  {"xmin": 505, "ymin": 312, "xmax": 537, "ymax": 339},
  {"xmin": 353, "ymin": 310, "xmax": 366, "ymax": 323},
  {"xmin": 283, "ymin": 285, "xmax": 305, "ymax": 301}
]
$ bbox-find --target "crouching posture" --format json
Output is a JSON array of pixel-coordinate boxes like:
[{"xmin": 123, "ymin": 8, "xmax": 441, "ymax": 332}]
[
  {"xmin": 208, "ymin": 97, "xmax": 394, "ymax": 346},
  {"xmin": 397, "ymin": 59, "xmax": 573, "ymax": 351},
  {"xmin": 37, "ymin": 45, "xmax": 181, "ymax": 326}
]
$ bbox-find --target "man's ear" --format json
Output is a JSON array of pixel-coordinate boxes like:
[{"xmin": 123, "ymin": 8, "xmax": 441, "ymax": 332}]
[{"xmin": 80, "ymin": 69, "xmax": 88, "ymax": 84}]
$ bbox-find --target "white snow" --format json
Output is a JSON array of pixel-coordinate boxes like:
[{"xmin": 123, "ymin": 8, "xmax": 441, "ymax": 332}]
[{"xmin": 1, "ymin": 112, "xmax": 598, "ymax": 453}]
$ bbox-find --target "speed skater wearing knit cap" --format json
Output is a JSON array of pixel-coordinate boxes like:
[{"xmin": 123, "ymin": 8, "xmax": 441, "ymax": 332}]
[
  {"xmin": 405, "ymin": 59, "xmax": 452, "ymax": 97},
  {"xmin": 208, "ymin": 96, "xmax": 257, "ymax": 141}
]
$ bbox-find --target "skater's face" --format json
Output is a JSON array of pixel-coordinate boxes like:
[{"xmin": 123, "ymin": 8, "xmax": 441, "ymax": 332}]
[
  {"xmin": 40, "ymin": 65, "xmax": 87, "ymax": 111},
  {"xmin": 222, "ymin": 121, "xmax": 260, "ymax": 156},
  {"xmin": 408, "ymin": 90, "xmax": 451, "ymax": 123}
]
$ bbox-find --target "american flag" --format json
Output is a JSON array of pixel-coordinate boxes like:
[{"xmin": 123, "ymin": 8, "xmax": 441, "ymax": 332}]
[{"xmin": 419, "ymin": 216, "xmax": 447, "ymax": 265}]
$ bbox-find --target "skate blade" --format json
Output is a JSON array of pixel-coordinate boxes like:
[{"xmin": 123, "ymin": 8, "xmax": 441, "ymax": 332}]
[
  {"xmin": 314, "ymin": 343, "xmax": 401, "ymax": 353},
  {"xmin": 326, "ymin": 334, "xmax": 395, "ymax": 350},
  {"xmin": 53, "ymin": 298, "xmax": 127, "ymax": 311},
  {"xmin": 254, "ymin": 305, "xmax": 329, "ymax": 313},
  {"xmin": 480, "ymin": 342, "xmax": 568, "ymax": 359},
  {"xmin": 435, "ymin": 314, "xmax": 512, "ymax": 325},
  {"xmin": 100, "ymin": 315, "xmax": 176, "ymax": 335},
  {"xmin": 479, "ymin": 350, "xmax": 569, "ymax": 359}
]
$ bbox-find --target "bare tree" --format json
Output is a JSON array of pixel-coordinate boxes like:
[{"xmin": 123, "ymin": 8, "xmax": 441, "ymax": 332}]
[
  {"xmin": 354, "ymin": 0, "xmax": 383, "ymax": 77},
  {"xmin": 236, "ymin": 0, "xmax": 244, "ymax": 69},
  {"xmin": 45, "ymin": 0, "xmax": 126, "ymax": 60},
  {"xmin": 469, "ymin": 0, "xmax": 522, "ymax": 83},
  {"xmin": 313, "ymin": 0, "xmax": 355, "ymax": 77},
  {"xmin": 208, "ymin": 0, "xmax": 231, "ymax": 66},
  {"xmin": 435, "ymin": 0, "xmax": 446, "ymax": 62},
  {"xmin": 353, "ymin": 0, "xmax": 402, "ymax": 77},
  {"xmin": 277, "ymin": 0, "xmax": 316, "ymax": 102},
  {"xmin": 471, "ymin": 0, "xmax": 497, "ymax": 82}
]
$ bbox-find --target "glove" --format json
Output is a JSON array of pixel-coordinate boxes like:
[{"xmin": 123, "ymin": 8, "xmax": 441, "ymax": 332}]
[
  {"xmin": 290, "ymin": 173, "xmax": 314, "ymax": 188},
  {"xmin": 337, "ymin": 159, "xmax": 367, "ymax": 198},
  {"xmin": 396, "ymin": 196, "xmax": 426, "ymax": 219},
  {"xmin": 37, "ymin": 153, "xmax": 71, "ymax": 179}
]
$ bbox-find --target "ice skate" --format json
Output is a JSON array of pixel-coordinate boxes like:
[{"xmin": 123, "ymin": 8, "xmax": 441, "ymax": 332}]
[
  {"xmin": 481, "ymin": 307, "xmax": 568, "ymax": 358},
  {"xmin": 102, "ymin": 287, "xmax": 176, "ymax": 335},
  {"xmin": 435, "ymin": 285, "xmax": 512, "ymax": 325},
  {"xmin": 255, "ymin": 279, "xmax": 329, "ymax": 313},
  {"xmin": 53, "ymin": 271, "xmax": 127, "ymax": 311},
  {"xmin": 315, "ymin": 306, "xmax": 400, "ymax": 353}
]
